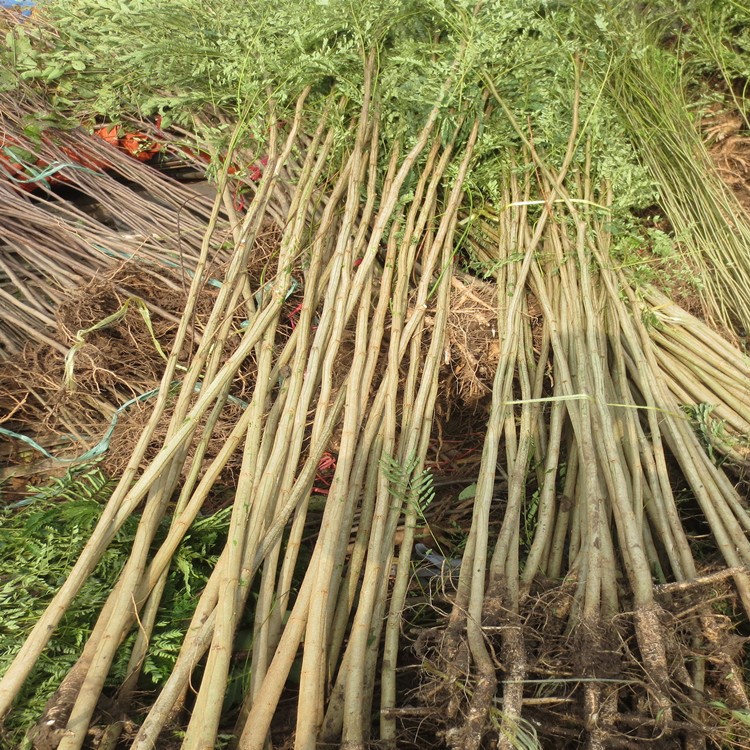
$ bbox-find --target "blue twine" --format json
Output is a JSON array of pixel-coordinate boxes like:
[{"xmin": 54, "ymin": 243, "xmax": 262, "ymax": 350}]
[
  {"xmin": 1, "ymin": 385, "xmax": 167, "ymax": 468},
  {"xmin": 1, "ymin": 148, "xmax": 103, "ymax": 188},
  {"xmin": 2, "ymin": 380, "xmax": 248, "ymax": 472}
]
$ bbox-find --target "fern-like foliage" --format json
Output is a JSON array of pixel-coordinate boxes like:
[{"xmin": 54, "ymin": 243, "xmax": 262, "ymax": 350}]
[
  {"xmin": 0, "ymin": 468, "xmax": 232, "ymax": 746},
  {"xmin": 380, "ymin": 451, "xmax": 435, "ymax": 521}
]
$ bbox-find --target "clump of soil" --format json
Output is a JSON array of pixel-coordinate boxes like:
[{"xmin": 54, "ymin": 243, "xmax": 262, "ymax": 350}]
[
  {"xmin": 704, "ymin": 107, "xmax": 750, "ymax": 215},
  {"xmin": 0, "ymin": 236, "xmax": 285, "ymax": 492},
  {"xmin": 445, "ymin": 275, "xmax": 501, "ymax": 405},
  {"xmin": 1, "ymin": 263, "xmax": 212, "ymax": 426}
]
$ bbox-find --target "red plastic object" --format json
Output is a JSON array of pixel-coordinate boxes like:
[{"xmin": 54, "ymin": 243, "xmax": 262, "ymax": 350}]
[
  {"xmin": 93, "ymin": 124, "xmax": 160, "ymax": 162},
  {"xmin": 119, "ymin": 131, "xmax": 160, "ymax": 161},
  {"xmin": 94, "ymin": 125, "xmax": 120, "ymax": 148}
]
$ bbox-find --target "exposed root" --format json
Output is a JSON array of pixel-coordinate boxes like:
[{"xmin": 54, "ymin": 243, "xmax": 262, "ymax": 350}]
[{"xmin": 407, "ymin": 582, "xmax": 748, "ymax": 749}]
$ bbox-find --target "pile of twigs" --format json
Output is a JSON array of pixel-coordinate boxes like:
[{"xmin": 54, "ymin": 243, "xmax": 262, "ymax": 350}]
[{"xmin": 0, "ymin": 89, "xmax": 234, "ymax": 356}]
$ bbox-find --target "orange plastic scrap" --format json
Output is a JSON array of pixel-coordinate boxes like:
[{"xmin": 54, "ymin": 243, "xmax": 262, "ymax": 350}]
[
  {"xmin": 94, "ymin": 125, "xmax": 121, "ymax": 148},
  {"xmin": 119, "ymin": 131, "xmax": 160, "ymax": 161},
  {"xmin": 93, "ymin": 124, "xmax": 161, "ymax": 162},
  {"xmin": 34, "ymin": 134, "xmax": 93, "ymax": 180},
  {"xmin": 57, "ymin": 146, "xmax": 104, "ymax": 173}
]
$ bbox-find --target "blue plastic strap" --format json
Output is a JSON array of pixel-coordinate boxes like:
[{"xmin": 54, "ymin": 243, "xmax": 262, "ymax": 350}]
[{"xmin": 1, "ymin": 380, "xmax": 248, "ymax": 468}]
